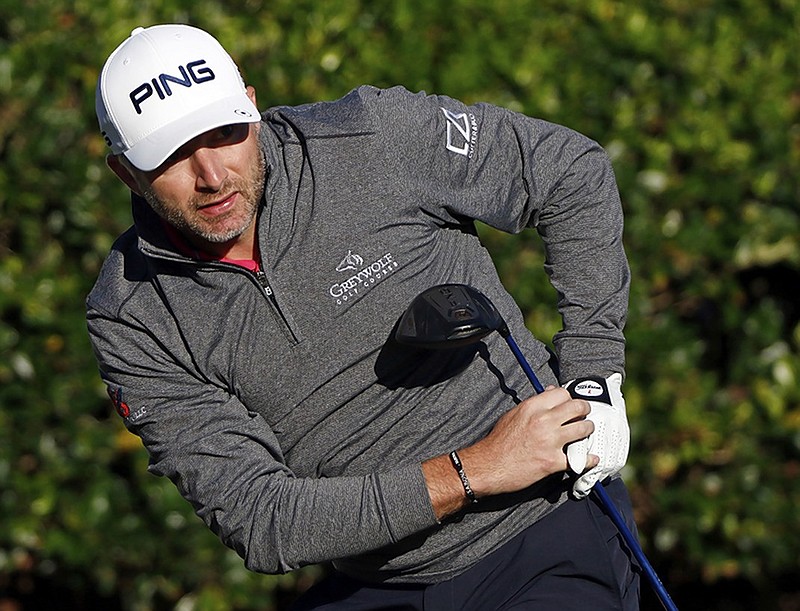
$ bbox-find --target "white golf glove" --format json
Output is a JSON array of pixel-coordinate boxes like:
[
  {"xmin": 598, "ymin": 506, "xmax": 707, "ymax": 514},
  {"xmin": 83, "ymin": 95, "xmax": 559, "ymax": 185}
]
[{"xmin": 563, "ymin": 373, "xmax": 630, "ymax": 498}]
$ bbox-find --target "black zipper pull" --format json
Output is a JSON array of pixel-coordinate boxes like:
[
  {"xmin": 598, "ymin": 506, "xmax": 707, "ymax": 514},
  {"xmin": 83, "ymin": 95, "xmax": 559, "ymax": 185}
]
[
  {"xmin": 252, "ymin": 267, "xmax": 298, "ymax": 343},
  {"xmin": 255, "ymin": 270, "xmax": 273, "ymax": 296}
]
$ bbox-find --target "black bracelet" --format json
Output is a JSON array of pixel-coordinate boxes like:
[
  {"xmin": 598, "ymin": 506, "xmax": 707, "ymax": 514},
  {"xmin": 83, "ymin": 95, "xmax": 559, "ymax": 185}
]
[{"xmin": 449, "ymin": 451, "xmax": 478, "ymax": 504}]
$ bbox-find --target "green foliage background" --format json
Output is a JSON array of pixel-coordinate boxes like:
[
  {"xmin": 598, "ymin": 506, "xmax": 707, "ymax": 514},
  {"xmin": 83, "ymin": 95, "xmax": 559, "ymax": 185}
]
[{"xmin": 1, "ymin": 1, "xmax": 798, "ymax": 609}]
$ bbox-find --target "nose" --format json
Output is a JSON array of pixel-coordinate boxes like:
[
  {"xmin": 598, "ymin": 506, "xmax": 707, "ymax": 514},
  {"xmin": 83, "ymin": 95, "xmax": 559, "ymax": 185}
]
[{"xmin": 191, "ymin": 147, "xmax": 228, "ymax": 192}]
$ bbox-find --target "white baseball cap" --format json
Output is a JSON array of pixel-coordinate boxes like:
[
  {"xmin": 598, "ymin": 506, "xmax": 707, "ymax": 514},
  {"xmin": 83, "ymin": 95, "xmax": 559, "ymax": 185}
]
[{"xmin": 96, "ymin": 24, "xmax": 260, "ymax": 171}]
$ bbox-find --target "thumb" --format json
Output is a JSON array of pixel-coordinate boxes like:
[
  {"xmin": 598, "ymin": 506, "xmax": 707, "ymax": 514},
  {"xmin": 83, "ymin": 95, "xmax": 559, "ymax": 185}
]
[{"xmin": 566, "ymin": 438, "xmax": 590, "ymax": 474}]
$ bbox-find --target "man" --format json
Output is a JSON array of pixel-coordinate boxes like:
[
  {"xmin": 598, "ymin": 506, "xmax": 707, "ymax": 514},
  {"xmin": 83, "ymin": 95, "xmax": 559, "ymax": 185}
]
[{"xmin": 88, "ymin": 24, "xmax": 639, "ymax": 609}]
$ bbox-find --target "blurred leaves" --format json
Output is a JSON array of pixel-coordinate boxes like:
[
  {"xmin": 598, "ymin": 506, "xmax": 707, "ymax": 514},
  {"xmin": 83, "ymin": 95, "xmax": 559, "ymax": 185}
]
[{"xmin": 1, "ymin": 0, "xmax": 798, "ymax": 609}]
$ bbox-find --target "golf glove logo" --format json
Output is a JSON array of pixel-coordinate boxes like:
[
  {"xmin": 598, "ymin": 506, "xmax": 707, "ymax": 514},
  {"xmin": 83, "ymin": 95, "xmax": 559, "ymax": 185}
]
[{"xmin": 563, "ymin": 373, "xmax": 629, "ymax": 498}]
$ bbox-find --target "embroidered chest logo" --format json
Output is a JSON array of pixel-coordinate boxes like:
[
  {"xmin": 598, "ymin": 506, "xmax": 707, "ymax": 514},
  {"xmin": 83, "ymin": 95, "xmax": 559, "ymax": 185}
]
[
  {"xmin": 329, "ymin": 249, "xmax": 399, "ymax": 305},
  {"xmin": 441, "ymin": 108, "xmax": 478, "ymax": 159},
  {"xmin": 336, "ymin": 250, "xmax": 364, "ymax": 272}
]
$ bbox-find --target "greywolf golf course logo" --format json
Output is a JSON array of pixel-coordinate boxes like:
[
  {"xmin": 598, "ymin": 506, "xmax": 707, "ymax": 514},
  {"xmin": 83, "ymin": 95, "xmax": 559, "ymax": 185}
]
[
  {"xmin": 336, "ymin": 250, "xmax": 364, "ymax": 272},
  {"xmin": 330, "ymin": 249, "xmax": 399, "ymax": 305}
]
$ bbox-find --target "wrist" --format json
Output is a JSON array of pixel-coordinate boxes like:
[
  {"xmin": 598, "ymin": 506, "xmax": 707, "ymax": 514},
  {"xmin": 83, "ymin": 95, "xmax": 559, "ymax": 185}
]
[
  {"xmin": 449, "ymin": 450, "xmax": 478, "ymax": 505},
  {"xmin": 456, "ymin": 442, "xmax": 502, "ymax": 498},
  {"xmin": 421, "ymin": 454, "xmax": 471, "ymax": 520}
]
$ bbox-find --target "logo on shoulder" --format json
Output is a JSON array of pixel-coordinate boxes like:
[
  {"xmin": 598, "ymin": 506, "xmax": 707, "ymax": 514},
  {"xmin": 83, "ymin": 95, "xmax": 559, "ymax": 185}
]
[
  {"xmin": 441, "ymin": 107, "xmax": 478, "ymax": 159},
  {"xmin": 107, "ymin": 386, "xmax": 130, "ymax": 418},
  {"xmin": 107, "ymin": 386, "xmax": 147, "ymax": 421}
]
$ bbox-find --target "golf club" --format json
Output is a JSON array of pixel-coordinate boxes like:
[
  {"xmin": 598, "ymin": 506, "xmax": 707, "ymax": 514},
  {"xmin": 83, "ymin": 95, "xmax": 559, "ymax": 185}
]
[{"xmin": 396, "ymin": 283, "xmax": 678, "ymax": 611}]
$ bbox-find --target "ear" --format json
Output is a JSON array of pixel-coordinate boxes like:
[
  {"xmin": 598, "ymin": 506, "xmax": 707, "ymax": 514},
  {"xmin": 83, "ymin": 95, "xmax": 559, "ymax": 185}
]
[
  {"xmin": 106, "ymin": 154, "xmax": 143, "ymax": 195},
  {"xmin": 246, "ymin": 85, "xmax": 257, "ymax": 107}
]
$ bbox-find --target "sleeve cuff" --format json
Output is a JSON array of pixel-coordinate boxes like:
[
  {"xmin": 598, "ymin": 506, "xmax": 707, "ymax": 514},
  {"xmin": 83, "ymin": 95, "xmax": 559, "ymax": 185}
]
[{"xmin": 375, "ymin": 463, "xmax": 439, "ymax": 542}]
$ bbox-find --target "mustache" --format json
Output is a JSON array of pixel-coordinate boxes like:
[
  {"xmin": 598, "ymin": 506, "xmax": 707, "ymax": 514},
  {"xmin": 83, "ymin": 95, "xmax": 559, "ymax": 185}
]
[
  {"xmin": 189, "ymin": 152, "xmax": 266, "ymax": 209},
  {"xmin": 191, "ymin": 188, "xmax": 237, "ymax": 210}
]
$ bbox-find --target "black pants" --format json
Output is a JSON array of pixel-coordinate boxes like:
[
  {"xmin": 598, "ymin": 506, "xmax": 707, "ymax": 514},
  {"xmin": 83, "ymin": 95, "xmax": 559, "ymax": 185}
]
[{"xmin": 291, "ymin": 478, "xmax": 641, "ymax": 610}]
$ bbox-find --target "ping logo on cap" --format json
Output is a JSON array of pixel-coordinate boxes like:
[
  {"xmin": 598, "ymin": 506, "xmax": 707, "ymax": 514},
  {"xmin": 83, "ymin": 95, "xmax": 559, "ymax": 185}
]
[{"xmin": 129, "ymin": 59, "xmax": 216, "ymax": 115}]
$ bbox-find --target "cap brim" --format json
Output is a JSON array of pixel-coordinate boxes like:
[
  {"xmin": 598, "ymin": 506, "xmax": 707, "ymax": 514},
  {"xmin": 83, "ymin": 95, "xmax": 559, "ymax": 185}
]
[{"xmin": 123, "ymin": 93, "xmax": 260, "ymax": 171}]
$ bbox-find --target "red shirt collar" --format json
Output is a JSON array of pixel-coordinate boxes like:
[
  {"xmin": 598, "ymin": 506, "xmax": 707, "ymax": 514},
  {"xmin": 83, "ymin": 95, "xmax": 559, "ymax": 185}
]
[{"xmin": 161, "ymin": 220, "xmax": 260, "ymax": 272}]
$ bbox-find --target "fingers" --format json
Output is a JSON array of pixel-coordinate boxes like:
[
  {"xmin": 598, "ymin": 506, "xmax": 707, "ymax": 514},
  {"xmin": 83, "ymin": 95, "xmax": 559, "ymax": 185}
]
[
  {"xmin": 567, "ymin": 439, "xmax": 599, "ymax": 474},
  {"xmin": 537, "ymin": 390, "xmax": 594, "ymax": 474},
  {"xmin": 468, "ymin": 388, "xmax": 599, "ymax": 496},
  {"xmin": 525, "ymin": 387, "xmax": 593, "ymax": 431},
  {"xmin": 566, "ymin": 438, "xmax": 589, "ymax": 473},
  {"xmin": 533, "ymin": 386, "xmax": 590, "ymax": 413},
  {"xmin": 514, "ymin": 390, "xmax": 595, "ymax": 454},
  {"xmin": 529, "ymin": 385, "xmax": 571, "ymax": 409},
  {"xmin": 561, "ymin": 413, "xmax": 594, "ymax": 439}
]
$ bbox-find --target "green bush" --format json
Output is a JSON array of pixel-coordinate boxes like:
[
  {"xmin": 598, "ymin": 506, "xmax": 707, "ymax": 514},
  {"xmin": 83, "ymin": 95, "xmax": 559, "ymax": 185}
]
[{"xmin": 1, "ymin": 1, "xmax": 798, "ymax": 609}]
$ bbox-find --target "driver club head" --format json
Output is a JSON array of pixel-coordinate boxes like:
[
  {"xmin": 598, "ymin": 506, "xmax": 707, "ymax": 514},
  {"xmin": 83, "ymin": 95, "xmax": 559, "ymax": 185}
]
[{"xmin": 395, "ymin": 284, "xmax": 506, "ymax": 349}]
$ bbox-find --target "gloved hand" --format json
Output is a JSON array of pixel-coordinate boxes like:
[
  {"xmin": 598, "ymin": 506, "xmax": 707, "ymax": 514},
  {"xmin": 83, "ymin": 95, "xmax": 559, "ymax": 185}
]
[{"xmin": 563, "ymin": 373, "xmax": 629, "ymax": 498}]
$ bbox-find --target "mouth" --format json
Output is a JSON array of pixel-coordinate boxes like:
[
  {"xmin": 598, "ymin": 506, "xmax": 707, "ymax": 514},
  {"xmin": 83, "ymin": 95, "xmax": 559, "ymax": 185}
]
[{"xmin": 197, "ymin": 193, "xmax": 238, "ymax": 218}]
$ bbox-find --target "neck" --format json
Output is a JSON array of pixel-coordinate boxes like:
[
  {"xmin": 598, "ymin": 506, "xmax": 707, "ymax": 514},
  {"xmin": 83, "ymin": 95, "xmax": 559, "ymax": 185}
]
[
  {"xmin": 187, "ymin": 227, "xmax": 257, "ymax": 261},
  {"xmin": 161, "ymin": 220, "xmax": 259, "ymax": 263}
]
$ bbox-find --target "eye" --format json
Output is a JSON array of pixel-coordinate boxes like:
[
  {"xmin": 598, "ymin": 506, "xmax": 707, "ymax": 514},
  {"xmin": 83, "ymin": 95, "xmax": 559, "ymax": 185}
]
[{"xmin": 215, "ymin": 123, "xmax": 248, "ymax": 144}]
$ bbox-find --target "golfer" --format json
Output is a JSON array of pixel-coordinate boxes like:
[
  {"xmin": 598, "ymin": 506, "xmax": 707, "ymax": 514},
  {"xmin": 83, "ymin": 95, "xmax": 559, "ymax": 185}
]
[{"xmin": 88, "ymin": 24, "xmax": 640, "ymax": 610}]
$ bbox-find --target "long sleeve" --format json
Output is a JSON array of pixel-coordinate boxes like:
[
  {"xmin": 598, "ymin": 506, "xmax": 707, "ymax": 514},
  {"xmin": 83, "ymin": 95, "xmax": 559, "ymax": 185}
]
[
  {"xmin": 360, "ymin": 86, "xmax": 630, "ymax": 381},
  {"xmin": 86, "ymin": 262, "xmax": 437, "ymax": 575},
  {"xmin": 86, "ymin": 85, "xmax": 629, "ymax": 582}
]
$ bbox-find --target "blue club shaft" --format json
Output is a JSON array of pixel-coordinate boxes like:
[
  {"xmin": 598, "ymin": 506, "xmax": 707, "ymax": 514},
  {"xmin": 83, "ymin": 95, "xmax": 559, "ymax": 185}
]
[
  {"xmin": 503, "ymin": 333, "xmax": 545, "ymax": 393},
  {"xmin": 593, "ymin": 484, "xmax": 678, "ymax": 611},
  {"xmin": 501, "ymin": 333, "xmax": 679, "ymax": 611}
]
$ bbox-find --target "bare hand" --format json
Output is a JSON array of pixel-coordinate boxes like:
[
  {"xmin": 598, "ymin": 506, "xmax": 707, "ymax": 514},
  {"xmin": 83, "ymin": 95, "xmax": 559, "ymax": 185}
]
[
  {"xmin": 459, "ymin": 386, "xmax": 597, "ymax": 497},
  {"xmin": 422, "ymin": 386, "xmax": 597, "ymax": 519}
]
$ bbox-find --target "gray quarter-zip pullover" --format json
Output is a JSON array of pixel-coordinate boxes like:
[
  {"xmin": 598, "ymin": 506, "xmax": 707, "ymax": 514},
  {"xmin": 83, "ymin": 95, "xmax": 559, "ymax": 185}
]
[{"xmin": 87, "ymin": 85, "xmax": 629, "ymax": 583}]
